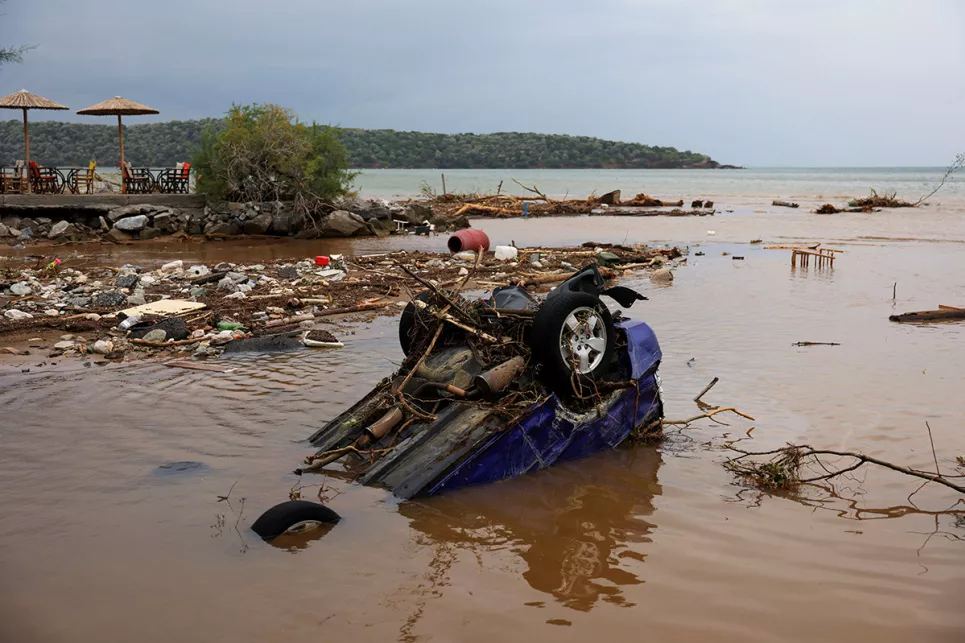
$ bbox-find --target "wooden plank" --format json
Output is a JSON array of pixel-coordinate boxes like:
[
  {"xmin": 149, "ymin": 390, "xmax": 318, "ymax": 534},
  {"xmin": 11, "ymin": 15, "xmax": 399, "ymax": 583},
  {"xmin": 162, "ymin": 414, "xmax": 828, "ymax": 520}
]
[{"xmin": 889, "ymin": 309, "xmax": 965, "ymax": 323}]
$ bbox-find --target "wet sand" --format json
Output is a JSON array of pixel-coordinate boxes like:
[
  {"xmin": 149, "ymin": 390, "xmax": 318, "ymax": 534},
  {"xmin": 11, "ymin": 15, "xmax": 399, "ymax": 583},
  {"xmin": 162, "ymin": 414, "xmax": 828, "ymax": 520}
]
[{"xmin": 2, "ymin": 207, "xmax": 964, "ymax": 642}]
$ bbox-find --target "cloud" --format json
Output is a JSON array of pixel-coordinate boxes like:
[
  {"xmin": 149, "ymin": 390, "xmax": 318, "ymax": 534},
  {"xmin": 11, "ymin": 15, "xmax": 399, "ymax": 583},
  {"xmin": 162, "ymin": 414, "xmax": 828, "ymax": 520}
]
[{"xmin": 1, "ymin": 0, "xmax": 962, "ymax": 165}]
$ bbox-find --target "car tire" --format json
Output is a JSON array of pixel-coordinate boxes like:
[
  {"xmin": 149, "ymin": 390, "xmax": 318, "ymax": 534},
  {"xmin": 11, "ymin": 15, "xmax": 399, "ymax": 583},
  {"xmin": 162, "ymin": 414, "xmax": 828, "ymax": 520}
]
[
  {"xmin": 531, "ymin": 291, "xmax": 616, "ymax": 398},
  {"xmin": 251, "ymin": 500, "xmax": 341, "ymax": 541}
]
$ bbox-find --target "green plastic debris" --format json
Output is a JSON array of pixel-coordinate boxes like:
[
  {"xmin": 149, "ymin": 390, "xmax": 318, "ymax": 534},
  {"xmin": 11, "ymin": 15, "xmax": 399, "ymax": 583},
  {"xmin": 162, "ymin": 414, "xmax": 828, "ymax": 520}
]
[
  {"xmin": 217, "ymin": 321, "xmax": 245, "ymax": 331},
  {"xmin": 596, "ymin": 252, "xmax": 621, "ymax": 267}
]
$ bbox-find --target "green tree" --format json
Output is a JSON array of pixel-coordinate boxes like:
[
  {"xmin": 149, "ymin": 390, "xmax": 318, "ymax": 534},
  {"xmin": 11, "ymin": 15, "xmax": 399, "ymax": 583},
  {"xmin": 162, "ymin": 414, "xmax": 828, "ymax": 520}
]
[{"xmin": 192, "ymin": 103, "xmax": 356, "ymax": 208}]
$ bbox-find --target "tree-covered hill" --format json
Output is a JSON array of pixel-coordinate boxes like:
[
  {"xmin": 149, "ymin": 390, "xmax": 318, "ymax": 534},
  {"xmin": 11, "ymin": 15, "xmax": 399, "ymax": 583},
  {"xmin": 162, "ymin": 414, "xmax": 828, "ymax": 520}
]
[{"xmin": 0, "ymin": 119, "xmax": 724, "ymax": 169}]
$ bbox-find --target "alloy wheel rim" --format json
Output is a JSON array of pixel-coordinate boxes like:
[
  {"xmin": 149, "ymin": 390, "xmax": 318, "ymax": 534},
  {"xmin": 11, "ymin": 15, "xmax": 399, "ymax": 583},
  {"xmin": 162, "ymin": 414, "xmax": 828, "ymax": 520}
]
[{"xmin": 558, "ymin": 306, "xmax": 607, "ymax": 373}]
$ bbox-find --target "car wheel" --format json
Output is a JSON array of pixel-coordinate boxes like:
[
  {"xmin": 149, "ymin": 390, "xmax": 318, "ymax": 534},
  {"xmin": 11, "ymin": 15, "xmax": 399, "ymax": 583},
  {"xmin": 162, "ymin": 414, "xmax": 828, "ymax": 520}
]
[
  {"xmin": 531, "ymin": 291, "xmax": 615, "ymax": 398},
  {"xmin": 251, "ymin": 500, "xmax": 341, "ymax": 541}
]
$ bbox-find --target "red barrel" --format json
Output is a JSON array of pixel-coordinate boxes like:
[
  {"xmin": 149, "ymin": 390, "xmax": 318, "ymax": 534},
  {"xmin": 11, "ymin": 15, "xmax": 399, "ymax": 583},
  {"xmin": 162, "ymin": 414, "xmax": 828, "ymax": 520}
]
[
  {"xmin": 314, "ymin": 256, "xmax": 330, "ymax": 267},
  {"xmin": 448, "ymin": 229, "xmax": 490, "ymax": 253}
]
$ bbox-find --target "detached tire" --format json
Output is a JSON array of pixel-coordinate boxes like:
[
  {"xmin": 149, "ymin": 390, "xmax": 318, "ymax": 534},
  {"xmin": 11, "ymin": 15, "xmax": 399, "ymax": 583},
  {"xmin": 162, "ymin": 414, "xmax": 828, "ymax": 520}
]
[
  {"xmin": 251, "ymin": 500, "xmax": 340, "ymax": 541},
  {"xmin": 399, "ymin": 291, "xmax": 434, "ymax": 356},
  {"xmin": 399, "ymin": 290, "xmax": 466, "ymax": 356},
  {"xmin": 531, "ymin": 291, "xmax": 615, "ymax": 398}
]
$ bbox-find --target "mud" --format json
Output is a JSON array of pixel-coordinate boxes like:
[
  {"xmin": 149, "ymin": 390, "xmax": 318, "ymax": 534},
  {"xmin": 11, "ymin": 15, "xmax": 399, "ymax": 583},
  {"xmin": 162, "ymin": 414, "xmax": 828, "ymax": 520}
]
[{"xmin": 1, "ymin": 208, "xmax": 964, "ymax": 643}]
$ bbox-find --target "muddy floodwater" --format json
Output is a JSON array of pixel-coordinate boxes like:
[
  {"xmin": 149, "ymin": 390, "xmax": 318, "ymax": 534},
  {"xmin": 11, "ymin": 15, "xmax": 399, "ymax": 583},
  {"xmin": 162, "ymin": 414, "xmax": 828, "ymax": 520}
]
[{"xmin": 2, "ymin": 207, "xmax": 964, "ymax": 642}]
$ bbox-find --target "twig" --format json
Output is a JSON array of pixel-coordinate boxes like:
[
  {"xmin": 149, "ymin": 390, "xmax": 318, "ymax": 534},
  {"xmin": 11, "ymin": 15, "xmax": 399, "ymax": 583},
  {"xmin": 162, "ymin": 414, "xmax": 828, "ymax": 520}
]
[
  {"xmin": 662, "ymin": 407, "xmax": 756, "ymax": 426},
  {"xmin": 792, "ymin": 341, "xmax": 841, "ymax": 347},
  {"xmin": 913, "ymin": 153, "xmax": 965, "ymax": 206},
  {"xmin": 693, "ymin": 377, "xmax": 719, "ymax": 403}
]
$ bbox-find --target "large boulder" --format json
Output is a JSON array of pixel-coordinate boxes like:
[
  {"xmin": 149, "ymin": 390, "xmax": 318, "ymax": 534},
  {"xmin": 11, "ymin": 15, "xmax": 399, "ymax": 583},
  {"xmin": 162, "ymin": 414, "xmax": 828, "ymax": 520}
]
[
  {"xmin": 107, "ymin": 204, "xmax": 158, "ymax": 223},
  {"xmin": 204, "ymin": 221, "xmax": 240, "ymax": 236},
  {"xmin": 0, "ymin": 223, "xmax": 10, "ymax": 237},
  {"xmin": 107, "ymin": 227, "xmax": 133, "ymax": 243},
  {"xmin": 318, "ymin": 210, "xmax": 365, "ymax": 237},
  {"xmin": 152, "ymin": 211, "xmax": 176, "ymax": 232},
  {"xmin": 47, "ymin": 220, "xmax": 71, "ymax": 239},
  {"xmin": 114, "ymin": 215, "xmax": 149, "ymax": 232},
  {"xmin": 402, "ymin": 203, "xmax": 433, "ymax": 224},
  {"xmin": 243, "ymin": 212, "xmax": 272, "ymax": 235},
  {"xmin": 268, "ymin": 210, "xmax": 295, "ymax": 235},
  {"xmin": 139, "ymin": 227, "xmax": 162, "ymax": 240}
]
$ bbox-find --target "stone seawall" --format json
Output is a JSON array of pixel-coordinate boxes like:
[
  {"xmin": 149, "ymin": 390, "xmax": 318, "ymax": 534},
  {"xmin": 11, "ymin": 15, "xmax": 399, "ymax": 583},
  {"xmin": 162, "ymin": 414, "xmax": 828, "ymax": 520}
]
[{"xmin": 0, "ymin": 195, "xmax": 468, "ymax": 244}]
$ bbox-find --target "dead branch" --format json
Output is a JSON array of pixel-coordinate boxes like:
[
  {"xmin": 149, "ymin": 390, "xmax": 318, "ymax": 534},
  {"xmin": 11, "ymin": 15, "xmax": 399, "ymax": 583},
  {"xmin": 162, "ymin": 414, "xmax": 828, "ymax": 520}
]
[
  {"xmin": 511, "ymin": 178, "xmax": 553, "ymax": 202},
  {"xmin": 725, "ymin": 443, "xmax": 965, "ymax": 494},
  {"xmin": 913, "ymin": 153, "xmax": 965, "ymax": 206},
  {"xmin": 693, "ymin": 377, "xmax": 719, "ymax": 403},
  {"xmin": 662, "ymin": 407, "xmax": 756, "ymax": 426}
]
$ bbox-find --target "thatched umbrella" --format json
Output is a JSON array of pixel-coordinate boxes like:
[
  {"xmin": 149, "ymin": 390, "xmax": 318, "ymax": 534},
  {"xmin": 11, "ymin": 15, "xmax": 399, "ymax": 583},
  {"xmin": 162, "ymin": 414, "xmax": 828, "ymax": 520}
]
[
  {"xmin": 76, "ymin": 96, "xmax": 159, "ymax": 168},
  {"xmin": 0, "ymin": 89, "xmax": 69, "ymax": 192}
]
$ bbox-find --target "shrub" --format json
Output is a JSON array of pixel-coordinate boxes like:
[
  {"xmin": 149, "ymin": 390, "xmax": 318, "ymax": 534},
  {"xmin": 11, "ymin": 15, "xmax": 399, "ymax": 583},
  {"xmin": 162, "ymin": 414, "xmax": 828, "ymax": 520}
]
[{"xmin": 193, "ymin": 103, "xmax": 356, "ymax": 210}]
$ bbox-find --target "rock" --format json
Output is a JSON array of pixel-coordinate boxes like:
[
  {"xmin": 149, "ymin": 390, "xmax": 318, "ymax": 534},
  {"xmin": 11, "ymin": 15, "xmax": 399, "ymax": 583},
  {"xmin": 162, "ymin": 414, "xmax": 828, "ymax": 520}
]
[
  {"xmin": 152, "ymin": 212, "xmax": 174, "ymax": 231},
  {"xmin": 403, "ymin": 203, "xmax": 433, "ymax": 224},
  {"xmin": 140, "ymin": 275, "xmax": 157, "ymax": 286},
  {"xmin": 268, "ymin": 210, "xmax": 294, "ymax": 235},
  {"xmin": 107, "ymin": 204, "xmax": 156, "ymax": 223},
  {"xmin": 139, "ymin": 227, "xmax": 162, "ymax": 240},
  {"xmin": 450, "ymin": 214, "xmax": 471, "ymax": 230},
  {"xmin": 115, "ymin": 273, "xmax": 139, "ymax": 289},
  {"xmin": 107, "ymin": 228, "xmax": 133, "ymax": 243},
  {"xmin": 99, "ymin": 216, "xmax": 109, "ymax": 231},
  {"xmin": 9, "ymin": 282, "xmax": 31, "ymax": 296},
  {"xmin": 0, "ymin": 223, "xmax": 10, "ymax": 237},
  {"xmin": 53, "ymin": 340, "xmax": 75, "ymax": 350},
  {"xmin": 209, "ymin": 330, "xmax": 237, "ymax": 346},
  {"xmin": 126, "ymin": 291, "xmax": 147, "ymax": 307},
  {"xmin": 18, "ymin": 228, "xmax": 32, "ymax": 240},
  {"xmin": 4, "ymin": 309, "xmax": 32, "ymax": 320},
  {"xmin": 60, "ymin": 334, "xmax": 74, "ymax": 341},
  {"xmin": 365, "ymin": 222, "xmax": 389, "ymax": 238},
  {"xmin": 130, "ymin": 317, "xmax": 189, "ymax": 341},
  {"xmin": 318, "ymin": 210, "xmax": 365, "ymax": 237},
  {"xmin": 92, "ymin": 291, "xmax": 128, "ymax": 308},
  {"xmin": 458, "ymin": 267, "xmax": 469, "ymax": 276},
  {"xmin": 0, "ymin": 216, "xmax": 21, "ymax": 229},
  {"xmin": 243, "ymin": 212, "xmax": 272, "ymax": 235},
  {"xmin": 91, "ymin": 340, "xmax": 114, "ymax": 355},
  {"xmin": 224, "ymin": 291, "xmax": 247, "ymax": 300},
  {"xmin": 204, "ymin": 221, "xmax": 240, "ymax": 236},
  {"xmin": 114, "ymin": 215, "xmax": 149, "ymax": 232},
  {"xmin": 141, "ymin": 329, "xmax": 167, "ymax": 343},
  {"xmin": 45, "ymin": 309, "xmax": 60, "ymax": 317},
  {"xmin": 190, "ymin": 287, "xmax": 206, "ymax": 298},
  {"xmin": 160, "ymin": 260, "xmax": 184, "ymax": 273},
  {"xmin": 47, "ymin": 220, "xmax": 71, "ymax": 239},
  {"xmin": 650, "ymin": 269, "xmax": 674, "ymax": 283}
]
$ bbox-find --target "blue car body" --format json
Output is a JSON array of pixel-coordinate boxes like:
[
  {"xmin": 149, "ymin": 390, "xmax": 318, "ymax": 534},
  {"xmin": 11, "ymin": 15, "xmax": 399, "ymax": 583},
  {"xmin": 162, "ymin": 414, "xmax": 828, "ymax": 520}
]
[{"xmin": 307, "ymin": 319, "xmax": 663, "ymax": 499}]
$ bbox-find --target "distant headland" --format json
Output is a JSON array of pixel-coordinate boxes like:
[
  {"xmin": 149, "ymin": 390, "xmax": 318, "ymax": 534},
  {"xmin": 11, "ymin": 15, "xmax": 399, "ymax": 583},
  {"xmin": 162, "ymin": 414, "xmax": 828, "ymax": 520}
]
[{"xmin": 0, "ymin": 118, "xmax": 740, "ymax": 170}]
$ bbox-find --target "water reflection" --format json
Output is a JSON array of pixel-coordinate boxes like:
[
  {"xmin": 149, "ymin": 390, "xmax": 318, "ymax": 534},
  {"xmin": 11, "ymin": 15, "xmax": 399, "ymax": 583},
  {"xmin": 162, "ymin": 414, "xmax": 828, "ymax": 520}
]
[{"xmin": 400, "ymin": 446, "xmax": 662, "ymax": 612}]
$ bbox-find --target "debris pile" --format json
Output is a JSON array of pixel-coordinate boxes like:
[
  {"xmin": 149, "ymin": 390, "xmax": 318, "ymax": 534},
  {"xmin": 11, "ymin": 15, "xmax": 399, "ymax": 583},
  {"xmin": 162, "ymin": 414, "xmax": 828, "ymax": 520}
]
[
  {"xmin": 0, "ymin": 242, "xmax": 684, "ymax": 364},
  {"xmin": 421, "ymin": 182, "xmax": 713, "ymax": 221}
]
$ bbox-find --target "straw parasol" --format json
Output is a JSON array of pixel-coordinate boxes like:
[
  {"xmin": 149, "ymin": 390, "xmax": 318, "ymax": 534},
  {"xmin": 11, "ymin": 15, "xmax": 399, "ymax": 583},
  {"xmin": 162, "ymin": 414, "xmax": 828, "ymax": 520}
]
[
  {"xmin": 0, "ymin": 89, "xmax": 69, "ymax": 192},
  {"xmin": 77, "ymin": 96, "xmax": 159, "ymax": 168}
]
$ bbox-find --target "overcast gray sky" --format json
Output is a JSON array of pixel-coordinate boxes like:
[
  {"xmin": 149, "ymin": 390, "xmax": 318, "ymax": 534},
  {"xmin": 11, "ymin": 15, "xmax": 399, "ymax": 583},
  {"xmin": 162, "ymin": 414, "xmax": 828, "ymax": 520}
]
[{"xmin": 2, "ymin": 0, "xmax": 963, "ymax": 166}]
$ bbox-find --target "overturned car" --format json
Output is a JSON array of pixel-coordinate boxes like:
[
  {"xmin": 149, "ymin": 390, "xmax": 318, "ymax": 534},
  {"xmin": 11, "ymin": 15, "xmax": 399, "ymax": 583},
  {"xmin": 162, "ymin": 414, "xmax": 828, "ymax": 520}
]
[{"xmin": 252, "ymin": 264, "xmax": 664, "ymax": 540}]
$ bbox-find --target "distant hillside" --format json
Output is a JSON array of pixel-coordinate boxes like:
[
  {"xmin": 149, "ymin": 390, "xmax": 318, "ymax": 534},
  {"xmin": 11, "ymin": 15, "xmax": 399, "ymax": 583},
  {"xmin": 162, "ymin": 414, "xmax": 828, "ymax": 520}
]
[{"xmin": 0, "ymin": 119, "xmax": 725, "ymax": 169}]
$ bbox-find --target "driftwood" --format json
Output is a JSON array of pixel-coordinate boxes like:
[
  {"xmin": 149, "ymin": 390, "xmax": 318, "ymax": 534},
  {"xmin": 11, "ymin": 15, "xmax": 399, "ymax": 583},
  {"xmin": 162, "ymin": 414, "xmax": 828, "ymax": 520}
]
[
  {"xmin": 129, "ymin": 337, "xmax": 202, "ymax": 347},
  {"xmin": 890, "ymin": 308, "xmax": 965, "ymax": 323},
  {"xmin": 793, "ymin": 341, "xmax": 840, "ymax": 347},
  {"xmin": 772, "ymin": 200, "xmax": 799, "ymax": 208},
  {"xmin": 314, "ymin": 301, "xmax": 395, "ymax": 317}
]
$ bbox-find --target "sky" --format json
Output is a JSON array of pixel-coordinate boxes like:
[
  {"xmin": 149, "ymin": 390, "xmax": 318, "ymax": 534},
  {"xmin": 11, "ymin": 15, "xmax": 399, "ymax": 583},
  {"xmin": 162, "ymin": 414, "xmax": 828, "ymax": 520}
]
[{"xmin": 1, "ymin": 0, "xmax": 963, "ymax": 166}]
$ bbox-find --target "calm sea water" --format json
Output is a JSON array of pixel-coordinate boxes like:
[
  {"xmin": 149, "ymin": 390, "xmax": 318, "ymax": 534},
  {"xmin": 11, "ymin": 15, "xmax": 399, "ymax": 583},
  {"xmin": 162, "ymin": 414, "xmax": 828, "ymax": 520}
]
[{"xmin": 354, "ymin": 167, "xmax": 965, "ymax": 205}]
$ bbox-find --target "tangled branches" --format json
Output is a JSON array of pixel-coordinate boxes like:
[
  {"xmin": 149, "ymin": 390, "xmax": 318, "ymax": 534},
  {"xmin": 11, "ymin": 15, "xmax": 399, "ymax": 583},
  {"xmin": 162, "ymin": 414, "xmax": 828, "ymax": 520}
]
[{"xmin": 724, "ymin": 443, "xmax": 965, "ymax": 494}]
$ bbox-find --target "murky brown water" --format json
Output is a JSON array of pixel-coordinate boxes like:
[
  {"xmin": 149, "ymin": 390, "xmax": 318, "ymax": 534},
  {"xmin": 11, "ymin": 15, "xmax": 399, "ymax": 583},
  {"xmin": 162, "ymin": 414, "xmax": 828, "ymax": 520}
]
[{"xmin": 2, "ymin": 207, "xmax": 964, "ymax": 642}]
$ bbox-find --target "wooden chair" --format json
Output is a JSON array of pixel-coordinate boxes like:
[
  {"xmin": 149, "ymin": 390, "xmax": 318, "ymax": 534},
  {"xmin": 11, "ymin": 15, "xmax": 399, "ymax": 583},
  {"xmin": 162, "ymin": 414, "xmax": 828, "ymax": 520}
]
[
  {"xmin": 156, "ymin": 161, "xmax": 191, "ymax": 193},
  {"xmin": 28, "ymin": 161, "xmax": 63, "ymax": 194},
  {"xmin": 0, "ymin": 161, "xmax": 25, "ymax": 194},
  {"xmin": 121, "ymin": 161, "xmax": 153, "ymax": 194},
  {"xmin": 69, "ymin": 161, "xmax": 97, "ymax": 194}
]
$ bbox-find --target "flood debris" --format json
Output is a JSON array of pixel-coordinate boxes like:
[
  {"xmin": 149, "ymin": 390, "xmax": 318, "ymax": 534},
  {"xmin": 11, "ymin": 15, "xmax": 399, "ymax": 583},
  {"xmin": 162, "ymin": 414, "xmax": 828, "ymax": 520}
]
[
  {"xmin": 792, "ymin": 341, "xmax": 841, "ymax": 347},
  {"xmin": 890, "ymin": 305, "xmax": 965, "ymax": 324},
  {"xmin": 772, "ymin": 200, "xmax": 800, "ymax": 208},
  {"xmin": 421, "ymin": 181, "xmax": 705, "ymax": 221},
  {"xmin": 0, "ymin": 242, "xmax": 684, "ymax": 364}
]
